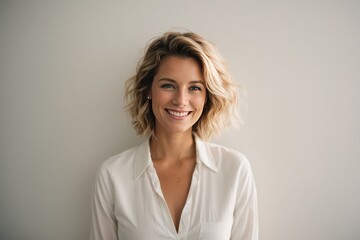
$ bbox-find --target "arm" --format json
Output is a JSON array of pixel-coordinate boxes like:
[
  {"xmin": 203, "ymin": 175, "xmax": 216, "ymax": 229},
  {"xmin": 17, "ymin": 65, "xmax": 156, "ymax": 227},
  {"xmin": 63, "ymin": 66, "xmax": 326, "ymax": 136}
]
[
  {"xmin": 90, "ymin": 165, "xmax": 118, "ymax": 240},
  {"xmin": 230, "ymin": 160, "xmax": 259, "ymax": 240}
]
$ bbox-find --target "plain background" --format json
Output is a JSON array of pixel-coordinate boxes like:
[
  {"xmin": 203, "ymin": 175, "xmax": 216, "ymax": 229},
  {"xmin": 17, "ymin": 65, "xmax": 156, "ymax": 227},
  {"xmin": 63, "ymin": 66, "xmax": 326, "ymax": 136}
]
[{"xmin": 1, "ymin": 1, "xmax": 359, "ymax": 239}]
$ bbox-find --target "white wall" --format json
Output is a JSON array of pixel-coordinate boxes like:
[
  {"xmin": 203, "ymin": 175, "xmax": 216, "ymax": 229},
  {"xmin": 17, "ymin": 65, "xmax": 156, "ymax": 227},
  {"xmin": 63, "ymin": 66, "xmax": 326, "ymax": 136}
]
[{"xmin": 1, "ymin": 1, "xmax": 359, "ymax": 239}]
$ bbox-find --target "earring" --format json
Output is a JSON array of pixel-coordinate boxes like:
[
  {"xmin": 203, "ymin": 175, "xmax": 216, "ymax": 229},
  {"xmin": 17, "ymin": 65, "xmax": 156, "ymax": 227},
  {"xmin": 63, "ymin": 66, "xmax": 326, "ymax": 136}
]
[{"xmin": 147, "ymin": 96, "xmax": 151, "ymax": 100}]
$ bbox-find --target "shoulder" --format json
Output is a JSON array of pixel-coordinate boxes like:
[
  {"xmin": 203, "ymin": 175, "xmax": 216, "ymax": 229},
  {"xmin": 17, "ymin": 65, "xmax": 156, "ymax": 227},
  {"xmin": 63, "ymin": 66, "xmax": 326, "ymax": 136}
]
[
  {"xmin": 203, "ymin": 141, "xmax": 252, "ymax": 173},
  {"xmin": 98, "ymin": 143, "xmax": 142, "ymax": 177},
  {"xmin": 102, "ymin": 145, "xmax": 137, "ymax": 167},
  {"xmin": 204, "ymin": 141, "xmax": 249, "ymax": 164}
]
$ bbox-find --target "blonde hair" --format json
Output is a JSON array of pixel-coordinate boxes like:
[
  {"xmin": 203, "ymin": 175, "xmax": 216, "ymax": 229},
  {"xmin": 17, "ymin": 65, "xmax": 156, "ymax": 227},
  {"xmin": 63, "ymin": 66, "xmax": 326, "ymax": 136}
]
[{"xmin": 125, "ymin": 31, "xmax": 240, "ymax": 140}]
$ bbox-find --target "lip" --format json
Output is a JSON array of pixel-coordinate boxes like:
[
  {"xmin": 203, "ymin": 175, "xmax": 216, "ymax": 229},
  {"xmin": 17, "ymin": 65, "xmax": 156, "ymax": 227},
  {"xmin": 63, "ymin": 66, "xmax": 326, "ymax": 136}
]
[{"xmin": 165, "ymin": 108, "xmax": 192, "ymax": 119}]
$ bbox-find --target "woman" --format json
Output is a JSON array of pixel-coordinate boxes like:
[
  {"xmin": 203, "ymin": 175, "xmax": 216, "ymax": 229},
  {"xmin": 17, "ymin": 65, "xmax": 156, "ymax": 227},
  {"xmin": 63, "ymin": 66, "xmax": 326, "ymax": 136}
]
[{"xmin": 90, "ymin": 31, "xmax": 258, "ymax": 240}]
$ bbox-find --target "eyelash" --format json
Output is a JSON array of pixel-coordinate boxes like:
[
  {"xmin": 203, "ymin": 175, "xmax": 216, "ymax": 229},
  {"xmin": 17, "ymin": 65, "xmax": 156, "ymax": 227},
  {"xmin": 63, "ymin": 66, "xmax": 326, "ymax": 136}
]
[
  {"xmin": 189, "ymin": 86, "xmax": 202, "ymax": 91},
  {"xmin": 160, "ymin": 84, "xmax": 175, "ymax": 89},
  {"xmin": 160, "ymin": 84, "xmax": 202, "ymax": 91}
]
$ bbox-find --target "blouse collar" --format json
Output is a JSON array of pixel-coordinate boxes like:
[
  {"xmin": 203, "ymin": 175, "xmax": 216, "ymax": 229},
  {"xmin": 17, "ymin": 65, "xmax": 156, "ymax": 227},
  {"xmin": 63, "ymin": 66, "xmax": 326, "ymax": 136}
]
[{"xmin": 133, "ymin": 134, "xmax": 218, "ymax": 180}]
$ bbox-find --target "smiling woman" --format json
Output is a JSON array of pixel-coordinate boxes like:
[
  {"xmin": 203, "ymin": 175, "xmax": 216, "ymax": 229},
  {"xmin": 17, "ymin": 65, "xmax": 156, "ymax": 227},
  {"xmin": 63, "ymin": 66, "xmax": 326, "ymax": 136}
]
[
  {"xmin": 150, "ymin": 57, "xmax": 207, "ymax": 135},
  {"xmin": 90, "ymin": 31, "xmax": 258, "ymax": 240},
  {"xmin": 125, "ymin": 31, "xmax": 240, "ymax": 141}
]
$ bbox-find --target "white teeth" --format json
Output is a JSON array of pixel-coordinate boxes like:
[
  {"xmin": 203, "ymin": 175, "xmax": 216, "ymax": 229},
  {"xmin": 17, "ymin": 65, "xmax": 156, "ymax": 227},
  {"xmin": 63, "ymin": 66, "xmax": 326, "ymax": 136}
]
[{"xmin": 168, "ymin": 110, "xmax": 190, "ymax": 117}]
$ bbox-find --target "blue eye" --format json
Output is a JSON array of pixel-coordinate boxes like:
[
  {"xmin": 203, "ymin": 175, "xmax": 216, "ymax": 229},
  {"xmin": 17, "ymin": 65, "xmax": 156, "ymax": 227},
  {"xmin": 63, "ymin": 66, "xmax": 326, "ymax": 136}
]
[
  {"xmin": 160, "ymin": 84, "xmax": 175, "ymax": 89},
  {"xmin": 189, "ymin": 86, "xmax": 202, "ymax": 91}
]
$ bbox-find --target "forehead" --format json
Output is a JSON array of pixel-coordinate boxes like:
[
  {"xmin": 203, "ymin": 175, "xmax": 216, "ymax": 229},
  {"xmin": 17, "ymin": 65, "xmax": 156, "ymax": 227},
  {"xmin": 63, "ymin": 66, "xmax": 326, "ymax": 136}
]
[{"xmin": 155, "ymin": 56, "xmax": 204, "ymax": 82}]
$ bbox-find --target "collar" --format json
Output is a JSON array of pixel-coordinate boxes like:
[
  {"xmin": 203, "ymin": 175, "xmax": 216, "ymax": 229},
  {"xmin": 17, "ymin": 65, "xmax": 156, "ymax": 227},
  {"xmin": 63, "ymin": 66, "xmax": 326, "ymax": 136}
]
[
  {"xmin": 194, "ymin": 134, "xmax": 218, "ymax": 172},
  {"xmin": 133, "ymin": 134, "xmax": 218, "ymax": 180}
]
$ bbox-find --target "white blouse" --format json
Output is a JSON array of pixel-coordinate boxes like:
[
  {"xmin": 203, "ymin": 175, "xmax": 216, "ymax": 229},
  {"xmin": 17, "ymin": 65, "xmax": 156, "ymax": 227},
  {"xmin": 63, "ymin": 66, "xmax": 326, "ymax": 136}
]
[{"xmin": 90, "ymin": 136, "xmax": 258, "ymax": 240}]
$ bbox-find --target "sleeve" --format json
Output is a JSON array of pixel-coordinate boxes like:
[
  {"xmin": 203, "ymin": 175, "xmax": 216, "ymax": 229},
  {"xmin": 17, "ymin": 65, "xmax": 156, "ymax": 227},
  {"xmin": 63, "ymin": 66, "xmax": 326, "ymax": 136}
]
[
  {"xmin": 230, "ymin": 158, "xmax": 259, "ymax": 240},
  {"xmin": 90, "ymin": 164, "xmax": 118, "ymax": 240}
]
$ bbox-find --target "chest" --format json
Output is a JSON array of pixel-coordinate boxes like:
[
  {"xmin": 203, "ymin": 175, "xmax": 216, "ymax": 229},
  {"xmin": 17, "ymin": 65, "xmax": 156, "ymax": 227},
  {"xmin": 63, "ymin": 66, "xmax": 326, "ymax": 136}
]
[
  {"xmin": 112, "ymin": 163, "xmax": 236, "ymax": 239},
  {"xmin": 153, "ymin": 159, "xmax": 196, "ymax": 231}
]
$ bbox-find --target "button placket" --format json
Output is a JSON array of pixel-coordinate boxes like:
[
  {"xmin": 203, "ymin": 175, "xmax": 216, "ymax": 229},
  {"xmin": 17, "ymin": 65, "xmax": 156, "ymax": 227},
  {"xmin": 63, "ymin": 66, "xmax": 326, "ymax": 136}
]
[
  {"xmin": 148, "ymin": 166, "xmax": 164, "ymax": 199},
  {"xmin": 177, "ymin": 162, "xmax": 200, "ymax": 237},
  {"xmin": 148, "ymin": 165, "xmax": 179, "ymax": 236}
]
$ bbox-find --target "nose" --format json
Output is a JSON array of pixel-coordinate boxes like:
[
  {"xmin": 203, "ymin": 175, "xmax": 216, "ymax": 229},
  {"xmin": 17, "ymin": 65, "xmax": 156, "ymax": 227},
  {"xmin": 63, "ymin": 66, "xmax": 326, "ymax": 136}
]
[{"xmin": 172, "ymin": 88, "xmax": 188, "ymax": 107}]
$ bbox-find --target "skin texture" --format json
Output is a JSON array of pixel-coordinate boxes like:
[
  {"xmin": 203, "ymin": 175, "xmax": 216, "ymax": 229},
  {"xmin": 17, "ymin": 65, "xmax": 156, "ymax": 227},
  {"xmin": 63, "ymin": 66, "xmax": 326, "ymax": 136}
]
[{"xmin": 149, "ymin": 56, "xmax": 207, "ymax": 231}]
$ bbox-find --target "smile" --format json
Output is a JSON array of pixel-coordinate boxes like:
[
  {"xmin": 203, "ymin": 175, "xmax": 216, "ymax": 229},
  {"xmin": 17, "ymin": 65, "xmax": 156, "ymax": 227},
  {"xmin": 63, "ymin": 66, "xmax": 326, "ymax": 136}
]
[{"xmin": 166, "ymin": 109, "xmax": 191, "ymax": 118}]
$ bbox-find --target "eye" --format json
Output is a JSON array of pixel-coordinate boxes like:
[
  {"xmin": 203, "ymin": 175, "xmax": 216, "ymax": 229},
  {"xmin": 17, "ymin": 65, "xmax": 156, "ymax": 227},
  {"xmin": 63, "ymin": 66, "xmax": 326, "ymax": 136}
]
[
  {"xmin": 160, "ymin": 84, "xmax": 175, "ymax": 89},
  {"xmin": 189, "ymin": 86, "xmax": 202, "ymax": 91}
]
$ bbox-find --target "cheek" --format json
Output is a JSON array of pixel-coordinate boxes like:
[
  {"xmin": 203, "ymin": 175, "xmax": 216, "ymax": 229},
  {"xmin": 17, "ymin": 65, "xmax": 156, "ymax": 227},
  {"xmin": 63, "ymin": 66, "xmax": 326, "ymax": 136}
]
[
  {"xmin": 194, "ymin": 95, "xmax": 207, "ymax": 109},
  {"xmin": 155, "ymin": 93, "xmax": 170, "ymax": 103},
  {"xmin": 152, "ymin": 92, "xmax": 173, "ymax": 109}
]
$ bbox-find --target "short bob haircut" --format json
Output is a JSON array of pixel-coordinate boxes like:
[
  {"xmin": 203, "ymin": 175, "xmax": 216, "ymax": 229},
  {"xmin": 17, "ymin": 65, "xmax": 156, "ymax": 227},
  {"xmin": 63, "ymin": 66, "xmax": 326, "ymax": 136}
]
[{"xmin": 125, "ymin": 31, "xmax": 240, "ymax": 140}]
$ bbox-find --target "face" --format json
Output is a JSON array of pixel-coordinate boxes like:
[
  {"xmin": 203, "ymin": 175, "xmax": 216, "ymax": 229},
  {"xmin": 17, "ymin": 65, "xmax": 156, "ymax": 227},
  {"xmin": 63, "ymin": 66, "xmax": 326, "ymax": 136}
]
[{"xmin": 149, "ymin": 56, "xmax": 207, "ymax": 136}]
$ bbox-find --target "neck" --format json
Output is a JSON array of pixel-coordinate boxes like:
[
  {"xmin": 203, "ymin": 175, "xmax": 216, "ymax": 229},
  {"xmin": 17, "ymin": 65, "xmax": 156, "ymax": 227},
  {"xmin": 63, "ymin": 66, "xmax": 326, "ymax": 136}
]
[{"xmin": 150, "ymin": 131, "xmax": 195, "ymax": 162}]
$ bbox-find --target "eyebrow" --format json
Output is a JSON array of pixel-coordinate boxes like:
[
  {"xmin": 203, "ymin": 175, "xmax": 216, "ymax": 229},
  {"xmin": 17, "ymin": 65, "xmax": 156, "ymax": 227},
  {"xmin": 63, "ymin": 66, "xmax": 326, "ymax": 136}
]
[{"xmin": 158, "ymin": 78, "xmax": 205, "ymax": 85}]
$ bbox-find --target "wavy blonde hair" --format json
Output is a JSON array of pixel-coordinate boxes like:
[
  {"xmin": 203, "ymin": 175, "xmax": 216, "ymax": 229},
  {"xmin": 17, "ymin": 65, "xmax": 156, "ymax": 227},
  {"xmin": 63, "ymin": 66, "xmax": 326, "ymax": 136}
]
[{"xmin": 125, "ymin": 31, "xmax": 240, "ymax": 140}]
